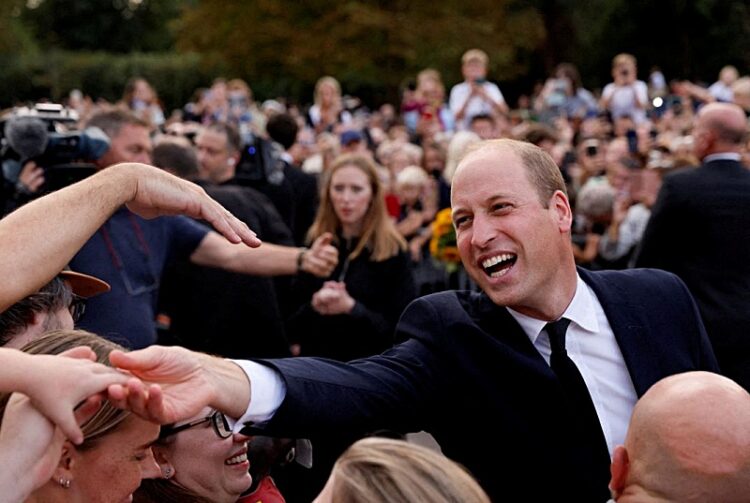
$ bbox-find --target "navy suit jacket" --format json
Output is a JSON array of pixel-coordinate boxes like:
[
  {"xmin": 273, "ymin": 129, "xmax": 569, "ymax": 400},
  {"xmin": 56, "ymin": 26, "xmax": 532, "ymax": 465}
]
[
  {"xmin": 636, "ymin": 159, "xmax": 750, "ymax": 390},
  {"xmin": 252, "ymin": 268, "xmax": 718, "ymax": 502}
]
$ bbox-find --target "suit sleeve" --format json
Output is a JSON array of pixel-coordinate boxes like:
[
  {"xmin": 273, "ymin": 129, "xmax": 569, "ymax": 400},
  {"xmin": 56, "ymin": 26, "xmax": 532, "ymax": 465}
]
[{"xmin": 250, "ymin": 297, "xmax": 448, "ymax": 438}]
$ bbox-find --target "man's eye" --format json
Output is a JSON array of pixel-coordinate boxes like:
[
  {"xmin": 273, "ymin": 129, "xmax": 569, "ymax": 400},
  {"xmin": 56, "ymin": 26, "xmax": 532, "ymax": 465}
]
[{"xmin": 454, "ymin": 216, "xmax": 471, "ymax": 228}]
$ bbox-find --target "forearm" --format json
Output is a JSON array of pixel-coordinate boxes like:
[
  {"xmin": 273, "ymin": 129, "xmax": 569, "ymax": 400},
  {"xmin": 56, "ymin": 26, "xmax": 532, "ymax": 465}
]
[
  {"xmin": 0, "ymin": 165, "xmax": 136, "ymax": 311},
  {"xmin": 0, "ymin": 451, "xmax": 37, "ymax": 502},
  {"xmin": 0, "ymin": 350, "xmax": 39, "ymax": 394},
  {"xmin": 223, "ymin": 242, "xmax": 299, "ymax": 276}
]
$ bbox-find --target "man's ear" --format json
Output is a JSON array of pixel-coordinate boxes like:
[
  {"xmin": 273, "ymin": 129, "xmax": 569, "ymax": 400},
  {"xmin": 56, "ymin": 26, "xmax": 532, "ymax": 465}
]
[
  {"xmin": 609, "ymin": 445, "xmax": 630, "ymax": 500},
  {"xmin": 550, "ymin": 190, "xmax": 573, "ymax": 233}
]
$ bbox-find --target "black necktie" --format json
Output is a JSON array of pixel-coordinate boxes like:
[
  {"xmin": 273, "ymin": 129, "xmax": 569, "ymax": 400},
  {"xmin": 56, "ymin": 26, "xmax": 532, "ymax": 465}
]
[{"xmin": 545, "ymin": 318, "xmax": 611, "ymax": 482}]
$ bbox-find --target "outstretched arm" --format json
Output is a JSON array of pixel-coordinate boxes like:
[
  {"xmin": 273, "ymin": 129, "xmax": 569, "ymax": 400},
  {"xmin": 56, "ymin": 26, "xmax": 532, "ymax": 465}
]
[
  {"xmin": 0, "ymin": 162, "xmax": 260, "ymax": 311},
  {"xmin": 191, "ymin": 231, "xmax": 338, "ymax": 278}
]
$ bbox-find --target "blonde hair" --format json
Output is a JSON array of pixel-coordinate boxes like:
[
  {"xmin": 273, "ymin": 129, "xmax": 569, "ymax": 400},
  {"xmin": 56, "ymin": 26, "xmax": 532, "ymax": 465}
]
[
  {"xmin": 612, "ymin": 53, "xmax": 637, "ymax": 68},
  {"xmin": 331, "ymin": 438, "xmax": 491, "ymax": 503},
  {"xmin": 396, "ymin": 165, "xmax": 430, "ymax": 190},
  {"xmin": 308, "ymin": 154, "xmax": 406, "ymax": 261},
  {"xmin": 314, "ymin": 76, "xmax": 343, "ymax": 107},
  {"xmin": 0, "ymin": 330, "xmax": 130, "ymax": 449},
  {"xmin": 461, "ymin": 49, "xmax": 489, "ymax": 66}
]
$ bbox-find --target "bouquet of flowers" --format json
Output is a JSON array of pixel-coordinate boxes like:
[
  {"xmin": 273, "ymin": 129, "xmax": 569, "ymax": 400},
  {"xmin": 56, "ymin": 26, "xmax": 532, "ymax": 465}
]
[{"xmin": 429, "ymin": 208, "xmax": 461, "ymax": 273}]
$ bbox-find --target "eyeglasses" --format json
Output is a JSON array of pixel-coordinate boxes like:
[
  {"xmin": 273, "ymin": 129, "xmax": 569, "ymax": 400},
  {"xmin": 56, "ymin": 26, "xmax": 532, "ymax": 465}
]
[
  {"xmin": 69, "ymin": 294, "xmax": 87, "ymax": 323},
  {"xmin": 158, "ymin": 411, "xmax": 232, "ymax": 440}
]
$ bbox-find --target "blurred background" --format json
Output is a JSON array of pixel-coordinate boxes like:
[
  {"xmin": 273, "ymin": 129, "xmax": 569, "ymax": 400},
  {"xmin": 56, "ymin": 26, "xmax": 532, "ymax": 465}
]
[{"xmin": 2, "ymin": 0, "xmax": 749, "ymax": 111}]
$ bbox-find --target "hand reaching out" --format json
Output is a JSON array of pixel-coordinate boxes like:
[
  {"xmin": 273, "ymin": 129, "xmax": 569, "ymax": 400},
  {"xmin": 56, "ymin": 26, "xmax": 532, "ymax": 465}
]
[
  {"xmin": 115, "ymin": 163, "xmax": 261, "ymax": 248},
  {"xmin": 14, "ymin": 347, "xmax": 131, "ymax": 445},
  {"xmin": 108, "ymin": 345, "xmax": 250, "ymax": 423}
]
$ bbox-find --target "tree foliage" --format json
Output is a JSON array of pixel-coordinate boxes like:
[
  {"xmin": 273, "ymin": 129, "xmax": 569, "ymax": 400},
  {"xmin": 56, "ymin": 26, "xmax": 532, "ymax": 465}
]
[
  {"xmin": 20, "ymin": 0, "xmax": 182, "ymax": 53},
  {"xmin": 173, "ymin": 0, "xmax": 546, "ymax": 102}
]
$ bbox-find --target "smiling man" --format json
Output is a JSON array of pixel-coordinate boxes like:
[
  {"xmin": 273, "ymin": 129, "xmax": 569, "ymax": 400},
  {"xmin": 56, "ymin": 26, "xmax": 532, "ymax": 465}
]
[{"xmin": 112, "ymin": 139, "xmax": 718, "ymax": 502}]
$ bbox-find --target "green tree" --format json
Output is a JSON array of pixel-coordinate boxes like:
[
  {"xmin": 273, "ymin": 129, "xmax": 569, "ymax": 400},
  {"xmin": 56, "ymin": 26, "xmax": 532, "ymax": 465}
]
[
  {"xmin": 174, "ymin": 0, "xmax": 546, "ymax": 103},
  {"xmin": 20, "ymin": 0, "xmax": 182, "ymax": 53}
]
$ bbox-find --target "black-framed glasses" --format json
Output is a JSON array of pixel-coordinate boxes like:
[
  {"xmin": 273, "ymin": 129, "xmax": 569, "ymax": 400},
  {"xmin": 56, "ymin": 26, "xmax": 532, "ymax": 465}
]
[
  {"xmin": 158, "ymin": 411, "xmax": 232, "ymax": 440},
  {"xmin": 69, "ymin": 294, "xmax": 87, "ymax": 323}
]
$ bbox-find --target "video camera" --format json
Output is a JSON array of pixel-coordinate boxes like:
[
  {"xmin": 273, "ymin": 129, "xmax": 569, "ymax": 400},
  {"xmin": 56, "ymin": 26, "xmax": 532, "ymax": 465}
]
[{"xmin": 0, "ymin": 103, "xmax": 110, "ymax": 192}]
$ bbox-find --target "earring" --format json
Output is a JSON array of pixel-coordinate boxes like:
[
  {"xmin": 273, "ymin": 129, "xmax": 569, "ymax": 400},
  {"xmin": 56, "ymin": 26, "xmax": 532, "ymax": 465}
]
[
  {"xmin": 58, "ymin": 477, "xmax": 71, "ymax": 489},
  {"xmin": 163, "ymin": 467, "xmax": 172, "ymax": 479}
]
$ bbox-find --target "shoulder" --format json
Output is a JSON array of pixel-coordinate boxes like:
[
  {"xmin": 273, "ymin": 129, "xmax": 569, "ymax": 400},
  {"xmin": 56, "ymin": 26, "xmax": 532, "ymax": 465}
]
[
  {"xmin": 582, "ymin": 268, "xmax": 689, "ymax": 298},
  {"xmin": 403, "ymin": 290, "xmax": 481, "ymax": 319}
]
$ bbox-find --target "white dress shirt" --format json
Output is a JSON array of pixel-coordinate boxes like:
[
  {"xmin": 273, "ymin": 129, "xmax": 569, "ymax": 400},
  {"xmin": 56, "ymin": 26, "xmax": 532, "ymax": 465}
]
[
  {"xmin": 232, "ymin": 274, "xmax": 639, "ymax": 456},
  {"xmin": 507, "ymin": 275, "xmax": 638, "ymax": 456}
]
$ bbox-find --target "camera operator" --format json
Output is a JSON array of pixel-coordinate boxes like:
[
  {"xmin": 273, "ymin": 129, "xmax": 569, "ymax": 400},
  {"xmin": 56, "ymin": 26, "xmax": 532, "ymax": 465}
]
[
  {"xmin": 600, "ymin": 53, "xmax": 650, "ymax": 125},
  {"xmin": 1, "ymin": 106, "xmax": 109, "ymax": 215}
]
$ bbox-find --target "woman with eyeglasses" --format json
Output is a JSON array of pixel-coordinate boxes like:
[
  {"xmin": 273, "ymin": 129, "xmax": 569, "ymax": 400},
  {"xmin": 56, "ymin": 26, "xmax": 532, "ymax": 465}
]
[
  {"xmin": 133, "ymin": 408, "xmax": 258, "ymax": 503},
  {"xmin": 286, "ymin": 153, "xmax": 417, "ymax": 362},
  {"xmin": 0, "ymin": 330, "xmax": 161, "ymax": 503}
]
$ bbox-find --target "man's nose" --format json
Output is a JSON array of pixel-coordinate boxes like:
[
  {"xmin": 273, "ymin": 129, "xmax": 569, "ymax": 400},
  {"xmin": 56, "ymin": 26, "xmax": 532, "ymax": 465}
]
[{"xmin": 471, "ymin": 215, "xmax": 496, "ymax": 249}]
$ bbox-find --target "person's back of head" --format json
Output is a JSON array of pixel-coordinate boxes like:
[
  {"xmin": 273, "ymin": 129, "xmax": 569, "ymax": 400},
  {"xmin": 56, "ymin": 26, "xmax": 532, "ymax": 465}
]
[
  {"xmin": 314, "ymin": 437, "xmax": 490, "ymax": 503},
  {"xmin": 0, "ymin": 277, "xmax": 72, "ymax": 348},
  {"xmin": 266, "ymin": 113, "xmax": 299, "ymax": 151},
  {"xmin": 85, "ymin": 107, "xmax": 148, "ymax": 141},
  {"xmin": 610, "ymin": 371, "xmax": 750, "ymax": 502},
  {"xmin": 152, "ymin": 141, "xmax": 201, "ymax": 180}
]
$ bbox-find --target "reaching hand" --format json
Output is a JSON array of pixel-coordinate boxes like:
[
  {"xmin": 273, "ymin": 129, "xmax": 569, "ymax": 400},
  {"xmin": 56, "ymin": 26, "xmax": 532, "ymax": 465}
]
[
  {"xmin": 301, "ymin": 232, "xmax": 338, "ymax": 277},
  {"xmin": 17, "ymin": 348, "xmax": 131, "ymax": 445},
  {"xmin": 115, "ymin": 163, "xmax": 261, "ymax": 248},
  {"xmin": 108, "ymin": 346, "xmax": 250, "ymax": 424}
]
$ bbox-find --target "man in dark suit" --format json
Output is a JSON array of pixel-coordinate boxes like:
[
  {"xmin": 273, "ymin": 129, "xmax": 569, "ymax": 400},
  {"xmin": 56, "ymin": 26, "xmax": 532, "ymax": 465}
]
[
  {"xmin": 636, "ymin": 102, "xmax": 749, "ymax": 391},
  {"xmin": 112, "ymin": 139, "xmax": 717, "ymax": 502}
]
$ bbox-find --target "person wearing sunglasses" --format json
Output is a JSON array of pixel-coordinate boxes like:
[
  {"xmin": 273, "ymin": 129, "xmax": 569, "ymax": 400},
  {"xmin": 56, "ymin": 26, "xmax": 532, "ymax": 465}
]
[
  {"xmin": 0, "ymin": 270, "xmax": 109, "ymax": 349},
  {"xmin": 134, "ymin": 408, "xmax": 255, "ymax": 503}
]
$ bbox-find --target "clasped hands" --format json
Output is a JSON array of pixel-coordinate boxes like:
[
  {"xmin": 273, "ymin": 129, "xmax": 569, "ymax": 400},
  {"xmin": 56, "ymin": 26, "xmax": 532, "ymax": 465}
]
[{"xmin": 311, "ymin": 281, "xmax": 355, "ymax": 315}]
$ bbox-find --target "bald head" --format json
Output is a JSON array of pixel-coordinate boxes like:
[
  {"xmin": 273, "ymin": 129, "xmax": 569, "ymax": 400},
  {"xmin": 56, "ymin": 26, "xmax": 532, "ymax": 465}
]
[
  {"xmin": 617, "ymin": 372, "xmax": 750, "ymax": 502},
  {"xmin": 694, "ymin": 103, "xmax": 747, "ymax": 159}
]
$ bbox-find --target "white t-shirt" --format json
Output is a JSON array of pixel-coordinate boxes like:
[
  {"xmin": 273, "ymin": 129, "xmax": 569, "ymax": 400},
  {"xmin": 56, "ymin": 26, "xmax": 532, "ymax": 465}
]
[
  {"xmin": 602, "ymin": 80, "xmax": 649, "ymax": 124},
  {"xmin": 449, "ymin": 81, "xmax": 506, "ymax": 130}
]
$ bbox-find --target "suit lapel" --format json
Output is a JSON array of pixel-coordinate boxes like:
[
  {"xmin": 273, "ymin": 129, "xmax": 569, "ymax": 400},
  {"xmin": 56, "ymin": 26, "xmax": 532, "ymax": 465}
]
[
  {"xmin": 578, "ymin": 269, "xmax": 663, "ymax": 397},
  {"xmin": 472, "ymin": 292, "xmax": 553, "ymax": 377}
]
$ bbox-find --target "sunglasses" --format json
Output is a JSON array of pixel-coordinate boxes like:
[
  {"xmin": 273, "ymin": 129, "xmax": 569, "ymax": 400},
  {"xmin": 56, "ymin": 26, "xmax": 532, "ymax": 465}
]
[
  {"xmin": 69, "ymin": 294, "xmax": 87, "ymax": 323},
  {"xmin": 158, "ymin": 410, "xmax": 232, "ymax": 440}
]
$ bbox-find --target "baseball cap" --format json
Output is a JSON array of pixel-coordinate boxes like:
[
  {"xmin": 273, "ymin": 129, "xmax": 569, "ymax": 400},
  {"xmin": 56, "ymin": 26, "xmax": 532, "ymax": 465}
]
[{"xmin": 59, "ymin": 270, "xmax": 110, "ymax": 298}]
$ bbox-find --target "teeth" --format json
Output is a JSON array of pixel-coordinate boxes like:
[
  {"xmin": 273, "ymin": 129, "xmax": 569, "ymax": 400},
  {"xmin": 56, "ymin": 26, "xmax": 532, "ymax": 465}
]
[
  {"xmin": 482, "ymin": 254, "xmax": 514, "ymax": 270},
  {"xmin": 225, "ymin": 452, "xmax": 248, "ymax": 465},
  {"xmin": 490, "ymin": 267, "xmax": 511, "ymax": 278}
]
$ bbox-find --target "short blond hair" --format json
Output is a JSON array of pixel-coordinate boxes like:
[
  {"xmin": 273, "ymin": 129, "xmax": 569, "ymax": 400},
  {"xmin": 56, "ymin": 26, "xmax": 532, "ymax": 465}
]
[
  {"xmin": 462, "ymin": 49, "xmax": 489, "ymax": 66},
  {"xmin": 612, "ymin": 53, "xmax": 636, "ymax": 68},
  {"xmin": 396, "ymin": 165, "xmax": 430, "ymax": 190},
  {"xmin": 331, "ymin": 438, "xmax": 491, "ymax": 503}
]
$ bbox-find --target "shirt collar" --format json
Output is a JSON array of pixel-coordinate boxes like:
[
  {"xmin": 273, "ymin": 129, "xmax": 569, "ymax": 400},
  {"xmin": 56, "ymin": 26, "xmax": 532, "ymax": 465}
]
[
  {"xmin": 507, "ymin": 274, "xmax": 600, "ymax": 344},
  {"xmin": 703, "ymin": 152, "xmax": 742, "ymax": 163}
]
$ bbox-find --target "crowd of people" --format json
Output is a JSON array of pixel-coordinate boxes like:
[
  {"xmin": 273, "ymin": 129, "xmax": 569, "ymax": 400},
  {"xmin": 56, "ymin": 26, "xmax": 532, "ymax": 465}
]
[{"xmin": 0, "ymin": 48, "xmax": 749, "ymax": 502}]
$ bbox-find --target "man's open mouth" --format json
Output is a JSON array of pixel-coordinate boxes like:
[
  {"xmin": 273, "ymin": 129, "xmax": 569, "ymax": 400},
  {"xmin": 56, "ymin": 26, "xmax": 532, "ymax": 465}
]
[{"xmin": 481, "ymin": 253, "xmax": 517, "ymax": 278}]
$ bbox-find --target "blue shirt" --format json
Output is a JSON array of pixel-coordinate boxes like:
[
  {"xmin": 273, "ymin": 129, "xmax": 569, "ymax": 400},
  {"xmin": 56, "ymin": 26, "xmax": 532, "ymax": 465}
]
[{"xmin": 70, "ymin": 208, "xmax": 208, "ymax": 349}]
